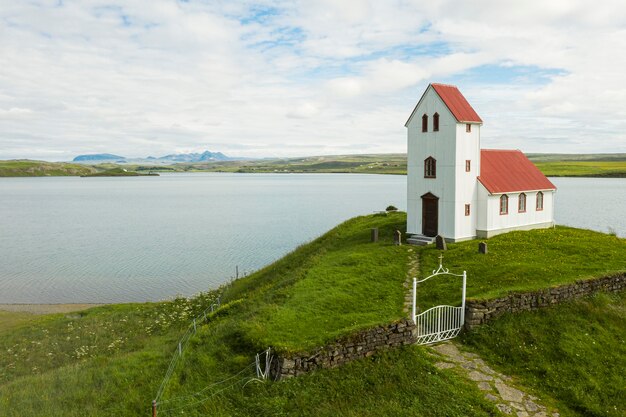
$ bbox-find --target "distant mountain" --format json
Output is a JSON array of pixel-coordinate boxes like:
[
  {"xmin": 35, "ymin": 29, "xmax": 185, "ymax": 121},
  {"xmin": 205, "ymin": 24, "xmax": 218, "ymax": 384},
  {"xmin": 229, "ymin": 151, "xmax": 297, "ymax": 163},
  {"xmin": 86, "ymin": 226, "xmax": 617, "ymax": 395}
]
[
  {"xmin": 72, "ymin": 151, "xmax": 238, "ymax": 164},
  {"xmin": 73, "ymin": 153, "xmax": 126, "ymax": 162},
  {"xmin": 157, "ymin": 151, "xmax": 230, "ymax": 163}
]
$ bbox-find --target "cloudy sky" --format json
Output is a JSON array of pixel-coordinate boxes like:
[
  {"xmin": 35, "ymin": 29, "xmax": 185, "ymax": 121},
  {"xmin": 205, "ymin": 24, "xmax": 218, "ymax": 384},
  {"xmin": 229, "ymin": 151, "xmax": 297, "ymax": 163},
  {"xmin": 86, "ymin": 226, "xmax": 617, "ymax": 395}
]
[{"xmin": 1, "ymin": 0, "xmax": 625, "ymax": 161}]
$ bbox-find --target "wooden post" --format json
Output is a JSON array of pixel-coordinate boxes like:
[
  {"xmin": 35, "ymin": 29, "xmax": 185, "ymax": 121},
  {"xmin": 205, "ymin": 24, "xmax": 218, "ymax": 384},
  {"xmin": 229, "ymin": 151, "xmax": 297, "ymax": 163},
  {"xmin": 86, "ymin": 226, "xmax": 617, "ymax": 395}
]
[
  {"xmin": 370, "ymin": 228, "xmax": 379, "ymax": 242},
  {"xmin": 152, "ymin": 400, "xmax": 157, "ymax": 417},
  {"xmin": 236, "ymin": 265, "xmax": 239, "ymax": 279}
]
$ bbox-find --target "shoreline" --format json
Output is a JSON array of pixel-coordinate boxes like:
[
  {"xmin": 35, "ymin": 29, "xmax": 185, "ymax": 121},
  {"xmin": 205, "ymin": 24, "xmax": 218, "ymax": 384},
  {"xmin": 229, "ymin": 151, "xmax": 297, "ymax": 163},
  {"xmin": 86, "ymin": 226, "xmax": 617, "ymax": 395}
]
[{"xmin": 0, "ymin": 303, "xmax": 105, "ymax": 315}]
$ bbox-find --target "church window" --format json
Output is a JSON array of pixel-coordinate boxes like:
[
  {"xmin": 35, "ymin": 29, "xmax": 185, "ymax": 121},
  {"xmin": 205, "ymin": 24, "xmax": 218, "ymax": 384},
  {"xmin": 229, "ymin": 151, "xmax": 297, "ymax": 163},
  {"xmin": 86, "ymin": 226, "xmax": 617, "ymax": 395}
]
[
  {"xmin": 424, "ymin": 157, "xmax": 436, "ymax": 178},
  {"xmin": 465, "ymin": 204, "xmax": 470, "ymax": 216},
  {"xmin": 500, "ymin": 194, "xmax": 508, "ymax": 215},
  {"xmin": 536, "ymin": 191, "xmax": 544, "ymax": 211},
  {"xmin": 518, "ymin": 193, "xmax": 527, "ymax": 212},
  {"xmin": 466, "ymin": 123, "xmax": 471, "ymax": 132},
  {"xmin": 433, "ymin": 113, "xmax": 439, "ymax": 131},
  {"xmin": 422, "ymin": 114, "xmax": 428, "ymax": 132},
  {"xmin": 465, "ymin": 160, "xmax": 471, "ymax": 172}
]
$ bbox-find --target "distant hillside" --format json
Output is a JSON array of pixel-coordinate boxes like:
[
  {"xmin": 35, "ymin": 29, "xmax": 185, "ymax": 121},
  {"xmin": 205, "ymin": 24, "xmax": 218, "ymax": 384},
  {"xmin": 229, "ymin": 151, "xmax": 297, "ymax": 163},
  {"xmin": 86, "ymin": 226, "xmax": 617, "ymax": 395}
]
[
  {"xmin": 0, "ymin": 160, "xmax": 97, "ymax": 177},
  {"xmin": 73, "ymin": 153, "xmax": 126, "ymax": 162},
  {"xmin": 157, "ymin": 150, "xmax": 230, "ymax": 162},
  {"xmin": 525, "ymin": 153, "xmax": 626, "ymax": 162}
]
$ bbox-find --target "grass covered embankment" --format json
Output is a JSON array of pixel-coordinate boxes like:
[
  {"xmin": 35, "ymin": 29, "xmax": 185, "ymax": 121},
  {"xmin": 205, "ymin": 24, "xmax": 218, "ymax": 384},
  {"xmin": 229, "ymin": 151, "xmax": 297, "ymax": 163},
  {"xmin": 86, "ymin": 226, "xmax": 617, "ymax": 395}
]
[
  {"xmin": 463, "ymin": 291, "xmax": 626, "ymax": 417},
  {"xmin": 417, "ymin": 226, "xmax": 626, "ymax": 308}
]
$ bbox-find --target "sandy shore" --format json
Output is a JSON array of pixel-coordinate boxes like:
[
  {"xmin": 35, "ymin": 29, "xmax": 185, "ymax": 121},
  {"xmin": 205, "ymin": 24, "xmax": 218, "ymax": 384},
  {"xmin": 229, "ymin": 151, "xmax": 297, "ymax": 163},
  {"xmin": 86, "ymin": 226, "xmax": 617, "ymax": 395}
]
[{"xmin": 0, "ymin": 304, "xmax": 105, "ymax": 315}]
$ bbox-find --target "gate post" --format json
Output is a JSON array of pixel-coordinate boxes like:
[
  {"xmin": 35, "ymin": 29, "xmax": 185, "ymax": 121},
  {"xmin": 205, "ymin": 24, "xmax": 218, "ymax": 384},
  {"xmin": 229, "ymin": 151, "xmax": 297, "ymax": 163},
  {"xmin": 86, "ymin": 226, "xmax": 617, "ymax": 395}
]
[
  {"xmin": 461, "ymin": 271, "xmax": 467, "ymax": 326},
  {"xmin": 412, "ymin": 277, "xmax": 417, "ymax": 324}
]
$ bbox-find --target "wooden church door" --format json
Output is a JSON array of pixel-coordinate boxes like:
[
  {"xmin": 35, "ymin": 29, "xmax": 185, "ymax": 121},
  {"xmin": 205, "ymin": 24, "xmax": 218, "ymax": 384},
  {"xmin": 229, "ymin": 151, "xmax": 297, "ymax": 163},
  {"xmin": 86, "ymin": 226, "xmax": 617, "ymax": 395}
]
[{"xmin": 421, "ymin": 193, "xmax": 439, "ymax": 237}]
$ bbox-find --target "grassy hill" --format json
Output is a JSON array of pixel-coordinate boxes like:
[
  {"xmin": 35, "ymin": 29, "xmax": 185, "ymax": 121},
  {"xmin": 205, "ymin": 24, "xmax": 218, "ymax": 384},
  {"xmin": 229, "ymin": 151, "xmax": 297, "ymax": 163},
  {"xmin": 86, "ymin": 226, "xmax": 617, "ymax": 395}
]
[
  {"xmin": 0, "ymin": 213, "xmax": 624, "ymax": 416},
  {"xmin": 0, "ymin": 160, "xmax": 96, "ymax": 177}
]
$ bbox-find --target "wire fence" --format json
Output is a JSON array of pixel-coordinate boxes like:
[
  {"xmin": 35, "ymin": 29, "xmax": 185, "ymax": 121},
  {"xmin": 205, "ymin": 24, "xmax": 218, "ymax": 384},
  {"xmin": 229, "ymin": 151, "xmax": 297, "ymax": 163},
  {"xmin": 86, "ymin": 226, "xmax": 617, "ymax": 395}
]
[
  {"xmin": 153, "ymin": 348, "xmax": 273, "ymax": 416},
  {"xmin": 152, "ymin": 270, "xmax": 272, "ymax": 416},
  {"xmin": 154, "ymin": 293, "xmax": 224, "ymax": 404}
]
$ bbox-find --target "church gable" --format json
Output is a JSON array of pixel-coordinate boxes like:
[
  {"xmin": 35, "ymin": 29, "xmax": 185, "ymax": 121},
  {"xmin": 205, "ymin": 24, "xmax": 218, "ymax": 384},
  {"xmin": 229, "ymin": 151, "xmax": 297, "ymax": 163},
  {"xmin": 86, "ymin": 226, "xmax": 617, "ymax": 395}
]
[{"xmin": 405, "ymin": 84, "xmax": 457, "ymax": 128}]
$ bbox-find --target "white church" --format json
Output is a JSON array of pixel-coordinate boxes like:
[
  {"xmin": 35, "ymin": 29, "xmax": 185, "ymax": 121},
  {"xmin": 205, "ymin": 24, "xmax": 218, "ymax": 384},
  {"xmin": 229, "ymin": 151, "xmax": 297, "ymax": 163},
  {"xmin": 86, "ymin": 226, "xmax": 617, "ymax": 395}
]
[{"xmin": 406, "ymin": 83, "xmax": 556, "ymax": 244}]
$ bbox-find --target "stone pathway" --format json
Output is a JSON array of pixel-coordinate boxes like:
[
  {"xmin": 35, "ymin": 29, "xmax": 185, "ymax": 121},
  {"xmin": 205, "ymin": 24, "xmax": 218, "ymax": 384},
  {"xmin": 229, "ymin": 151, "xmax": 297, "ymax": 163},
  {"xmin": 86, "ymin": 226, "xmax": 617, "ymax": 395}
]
[
  {"xmin": 404, "ymin": 248, "xmax": 419, "ymax": 315},
  {"xmin": 429, "ymin": 342, "xmax": 559, "ymax": 417}
]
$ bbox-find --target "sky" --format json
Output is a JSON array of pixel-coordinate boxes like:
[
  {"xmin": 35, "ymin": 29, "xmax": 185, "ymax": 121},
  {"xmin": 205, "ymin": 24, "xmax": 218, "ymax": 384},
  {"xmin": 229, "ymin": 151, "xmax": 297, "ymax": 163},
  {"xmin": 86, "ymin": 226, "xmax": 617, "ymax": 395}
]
[{"xmin": 1, "ymin": 0, "xmax": 625, "ymax": 161}]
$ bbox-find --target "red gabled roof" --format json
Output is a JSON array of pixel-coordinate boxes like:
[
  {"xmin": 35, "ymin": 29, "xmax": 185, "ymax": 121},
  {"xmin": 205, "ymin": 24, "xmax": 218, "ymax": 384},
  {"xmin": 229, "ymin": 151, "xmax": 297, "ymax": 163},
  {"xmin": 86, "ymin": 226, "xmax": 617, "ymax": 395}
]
[
  {"xmin": 431, "ymin": 83, "xmax": 482, "ymax": 123},
  {"xmin": 478, "ymin": 149, "xmax": 556, "ymax": 194}
]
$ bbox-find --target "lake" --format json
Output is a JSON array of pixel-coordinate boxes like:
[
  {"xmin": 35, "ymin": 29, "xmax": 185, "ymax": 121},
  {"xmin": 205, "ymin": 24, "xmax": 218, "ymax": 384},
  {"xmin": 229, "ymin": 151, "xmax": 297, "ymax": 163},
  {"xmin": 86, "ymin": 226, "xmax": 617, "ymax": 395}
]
[{"xmin": 0, "ymin": 174, "xmax": 623, "ymax": 304}]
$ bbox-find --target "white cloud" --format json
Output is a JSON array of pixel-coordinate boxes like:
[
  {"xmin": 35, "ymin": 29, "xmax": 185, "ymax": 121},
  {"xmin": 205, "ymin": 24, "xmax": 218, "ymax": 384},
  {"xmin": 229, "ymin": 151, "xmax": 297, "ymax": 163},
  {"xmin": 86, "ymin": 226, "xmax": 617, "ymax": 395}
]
[{"xmin": 0, "ymin": 0, "xmax": 625, "ymax": 161}]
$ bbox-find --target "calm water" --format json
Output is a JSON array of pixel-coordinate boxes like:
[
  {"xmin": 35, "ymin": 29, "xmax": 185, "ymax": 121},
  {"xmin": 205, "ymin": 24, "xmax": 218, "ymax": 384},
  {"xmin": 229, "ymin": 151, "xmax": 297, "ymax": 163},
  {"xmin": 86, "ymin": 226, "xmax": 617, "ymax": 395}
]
[{"xmin": 0, "ymin": 174, "xmax": 623, "ymax": 303}]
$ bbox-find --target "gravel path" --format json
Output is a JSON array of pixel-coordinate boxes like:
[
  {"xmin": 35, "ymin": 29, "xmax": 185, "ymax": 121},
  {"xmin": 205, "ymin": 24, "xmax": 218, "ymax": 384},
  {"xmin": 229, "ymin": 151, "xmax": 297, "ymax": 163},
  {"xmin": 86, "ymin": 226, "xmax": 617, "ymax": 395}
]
[{"xmin": 429, "ymin": 342, "xmax": 560, "ymax": 417}]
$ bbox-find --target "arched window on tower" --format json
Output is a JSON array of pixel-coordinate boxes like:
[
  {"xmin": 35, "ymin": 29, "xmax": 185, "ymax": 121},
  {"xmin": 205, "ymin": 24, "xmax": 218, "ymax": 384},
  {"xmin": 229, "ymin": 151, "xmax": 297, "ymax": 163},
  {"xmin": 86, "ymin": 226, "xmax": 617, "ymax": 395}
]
[
  {"xmin": 433, "ymin": 113, "xmax": 439, "ymax": 132},
  {"xmin": 422, "ymin": 114, "xmax": 428, "ymax": 132},
  {"xmin": 424, "ymin": 157, "xmax": 436, "ymax": 178}
]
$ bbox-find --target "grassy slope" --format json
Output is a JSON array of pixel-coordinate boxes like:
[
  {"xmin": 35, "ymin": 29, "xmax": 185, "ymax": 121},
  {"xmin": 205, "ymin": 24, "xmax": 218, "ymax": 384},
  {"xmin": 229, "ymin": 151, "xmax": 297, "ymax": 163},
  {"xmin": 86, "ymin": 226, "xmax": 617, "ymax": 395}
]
[
  {"xmin": 0, "ymin": 160, "xmax": 96, "ymax": 177},
  {"xmin": 228, "ymin": 212, "xmax": 409, "ymax": 351},
  {"xmin": 418, "ymin": 226, "xmax": 626, "ymax": 308},
  {"xmin": 0, "ymin": 213, "xmax": 498, "ymax": 416},
  {"xmin": 462, "ymin": 292, "xmax": 626, "ymax": 417}
]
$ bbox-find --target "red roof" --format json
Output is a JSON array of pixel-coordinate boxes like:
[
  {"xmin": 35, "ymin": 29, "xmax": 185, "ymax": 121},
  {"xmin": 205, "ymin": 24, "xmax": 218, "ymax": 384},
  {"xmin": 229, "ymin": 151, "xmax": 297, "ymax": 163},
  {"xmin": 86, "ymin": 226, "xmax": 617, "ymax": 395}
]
[
  {"xmin": 431, "ymin": 83, "xmax": 483, "ymax": 123},
  {"xmin": 478, "ymin": 150, "xmax": 556, "ymax": 194}
]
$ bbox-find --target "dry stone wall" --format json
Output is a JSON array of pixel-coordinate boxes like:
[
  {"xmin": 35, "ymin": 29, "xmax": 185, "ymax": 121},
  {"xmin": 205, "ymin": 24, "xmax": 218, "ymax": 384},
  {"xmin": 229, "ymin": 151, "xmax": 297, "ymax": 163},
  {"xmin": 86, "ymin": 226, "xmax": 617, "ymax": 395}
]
[
  {"xmin": 465, "ymin": 273, "xmax": 625, "ymax": 329},
  {"xmin": 271, "ymin": 318, "xmax": 416, "ymax": 379},
  {"xmin": 270, "ymin": 273, "xmax": 624, "ymax": 380}
]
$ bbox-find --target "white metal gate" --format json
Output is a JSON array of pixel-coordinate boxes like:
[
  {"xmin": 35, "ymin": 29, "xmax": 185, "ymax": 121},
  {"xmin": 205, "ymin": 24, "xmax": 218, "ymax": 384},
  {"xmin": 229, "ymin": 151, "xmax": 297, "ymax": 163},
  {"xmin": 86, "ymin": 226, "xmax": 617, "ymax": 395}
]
[{"xmin": 412, "ymin": 255, "xmax": 467, "ymax": 345}]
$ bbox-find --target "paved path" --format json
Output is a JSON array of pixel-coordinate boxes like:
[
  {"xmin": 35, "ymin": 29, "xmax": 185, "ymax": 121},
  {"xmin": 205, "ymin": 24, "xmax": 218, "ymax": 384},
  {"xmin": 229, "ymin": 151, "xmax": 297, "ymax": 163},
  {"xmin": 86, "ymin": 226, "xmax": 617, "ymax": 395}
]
[{"xmin": 429, "ymin": 342, "xmax": 559, "ymax": 417}]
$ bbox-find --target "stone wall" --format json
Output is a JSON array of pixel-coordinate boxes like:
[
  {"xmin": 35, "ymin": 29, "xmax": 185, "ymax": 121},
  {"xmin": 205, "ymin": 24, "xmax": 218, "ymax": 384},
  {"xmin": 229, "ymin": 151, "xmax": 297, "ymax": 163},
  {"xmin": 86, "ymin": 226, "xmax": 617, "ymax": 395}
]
[
  {"xmin": 465, "ymin": 273, "xmax": 625, "ymax": 329},
  {"xmin": 270, "ymin": 274, "xmax": 624, "ymax": 380},
  {"xmin": 271, "ymin": 318, "xmax": 416, "ymax": 379}
]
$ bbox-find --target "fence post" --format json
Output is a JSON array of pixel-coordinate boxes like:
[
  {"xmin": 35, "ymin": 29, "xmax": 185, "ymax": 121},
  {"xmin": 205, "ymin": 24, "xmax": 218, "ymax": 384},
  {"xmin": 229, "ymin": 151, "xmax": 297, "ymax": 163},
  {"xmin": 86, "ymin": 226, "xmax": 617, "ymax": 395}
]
[
  {"xmin": 152, "ymin": 400, "xmax": 157, "ymax": 417},
  {"xmin": 193, "ymin": 319, "xmax": 196, "ymax": 332},
  {"xmin": 461, "ymin": 271, "xmax": 467, "ymax": 327},
  {"xmin": 412, "ymin": 277, "xmax": 417, "ymax": 324},
  {"xmin": 178, "ymin": 342, "xmax": 182, "ymax": 356}
]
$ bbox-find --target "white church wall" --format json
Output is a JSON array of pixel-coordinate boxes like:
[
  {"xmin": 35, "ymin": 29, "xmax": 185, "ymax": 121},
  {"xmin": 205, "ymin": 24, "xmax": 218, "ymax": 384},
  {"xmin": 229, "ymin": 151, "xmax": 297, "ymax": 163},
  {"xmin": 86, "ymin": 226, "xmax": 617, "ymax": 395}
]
[
  {"xmin": 406, "ymin": 86, "xmax": 458, "ymax": 237},
  {"xmin": 478, "ymin": 190, "xmax": 555, "ymax": 238},
  {"xmin": 452, "ymin": 122, "xmax": 481, "ymax": 240}
]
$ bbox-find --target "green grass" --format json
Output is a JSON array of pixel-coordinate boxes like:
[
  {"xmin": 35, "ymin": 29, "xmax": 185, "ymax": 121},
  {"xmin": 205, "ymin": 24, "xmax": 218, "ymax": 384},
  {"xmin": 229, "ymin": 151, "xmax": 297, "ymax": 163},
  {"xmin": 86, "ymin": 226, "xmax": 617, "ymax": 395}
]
[
  {"xmin": 229, "ymin": 212, "xmax": 409, "ymax": 352},
  {"xmin": 462, "ymin": 291, "xmax": 626, "ymax": 417},
  {"xmin": 158, "ymin": 345, "xmax": 499, "ymax": 417},
  {"xmin": 0, "ymin": 160, "xmax": 96, "ymax": 177},
  {"xmin": 0, "ymin": 311, "xmax": 36, "ymax": 333},
  {"xmin": 534, "ymin": 161, "xmax": 626, "ymax": 177},
  {"xmin": 418, "ymin": 226, "xmax": 626, "ymax": 308}
]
